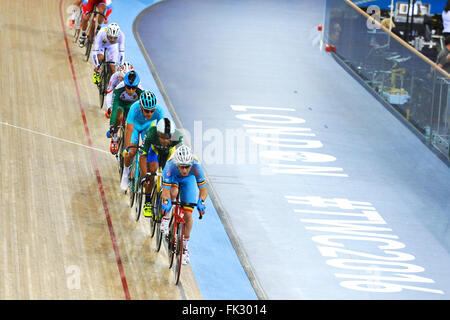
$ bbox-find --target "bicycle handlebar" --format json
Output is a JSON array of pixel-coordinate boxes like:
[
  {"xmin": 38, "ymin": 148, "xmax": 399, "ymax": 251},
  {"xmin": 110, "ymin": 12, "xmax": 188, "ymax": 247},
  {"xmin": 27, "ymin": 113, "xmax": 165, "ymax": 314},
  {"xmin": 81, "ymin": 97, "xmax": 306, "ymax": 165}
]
[
  {"xmin": 126, "ymin": 145, "xmax": 145, "ymax": 151},
  {"xmin": 172, "ymin": 201, "xmax": 203, "ymax": 220}
]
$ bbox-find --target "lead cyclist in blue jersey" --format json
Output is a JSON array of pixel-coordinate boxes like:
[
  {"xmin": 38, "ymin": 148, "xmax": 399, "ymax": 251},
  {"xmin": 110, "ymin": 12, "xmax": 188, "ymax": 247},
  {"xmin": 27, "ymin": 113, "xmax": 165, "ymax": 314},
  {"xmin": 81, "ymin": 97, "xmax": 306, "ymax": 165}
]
[
  {"xmin": 120, "ymin": 90, "xmax": 165, "ymax": 190},
  {"xmin": 160, "ymin": 144, "xmax": 208, "ymax": 265}
]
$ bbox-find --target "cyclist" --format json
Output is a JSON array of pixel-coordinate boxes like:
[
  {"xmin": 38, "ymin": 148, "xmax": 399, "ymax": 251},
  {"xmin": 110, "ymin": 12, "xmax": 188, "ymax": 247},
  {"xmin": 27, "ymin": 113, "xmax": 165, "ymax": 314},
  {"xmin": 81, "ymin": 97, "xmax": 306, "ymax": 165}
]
[
  {"xmin": 107, "ymin": 70, "xmax": 144, "ymax": 154},
  {"xmin": 68, "ymin": 0, "xmax": 82, "ymax": 30},
  {"xmin": 160, "ymin": 144, "xmax": 208, "ymax": 265},
  {"xmin": 78, "ymin": 0, "xmax": 113, "ymax": 47},
  {"xmin": 120, "ymin": 90, "xmax": 165, "ymax": 191},
  {"xmin": 140, "ymin": 118, "xmax": 183, "ymax": 217},
  {"xmin": 105, "ymin": 61, "xmax": 134, "ymax": 118},
  {"xmin": 92, "ymin": 23, "xmax": 125, "ymax": 84}
]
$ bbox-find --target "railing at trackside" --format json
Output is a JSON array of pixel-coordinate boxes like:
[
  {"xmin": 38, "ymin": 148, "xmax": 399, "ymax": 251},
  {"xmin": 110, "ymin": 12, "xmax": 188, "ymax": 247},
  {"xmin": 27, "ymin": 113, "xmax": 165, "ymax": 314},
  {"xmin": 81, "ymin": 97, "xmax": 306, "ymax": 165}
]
[{"xmin": 323, "ymin": 0, "xmax": 449, "ymax": 162}]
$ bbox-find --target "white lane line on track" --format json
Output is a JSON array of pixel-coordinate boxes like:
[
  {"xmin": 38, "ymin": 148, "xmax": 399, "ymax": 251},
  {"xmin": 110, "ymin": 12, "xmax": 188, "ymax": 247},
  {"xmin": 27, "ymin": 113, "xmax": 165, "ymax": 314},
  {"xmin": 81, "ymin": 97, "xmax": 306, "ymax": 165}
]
[{"xmin": 0, "ymin": 121, "xmax": 109, "ymax": 154}]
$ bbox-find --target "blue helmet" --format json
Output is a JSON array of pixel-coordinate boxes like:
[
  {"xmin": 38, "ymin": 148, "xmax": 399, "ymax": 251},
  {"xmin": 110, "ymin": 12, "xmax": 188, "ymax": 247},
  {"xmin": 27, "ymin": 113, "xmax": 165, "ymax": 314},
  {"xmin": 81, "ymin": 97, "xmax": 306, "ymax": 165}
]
[
  {"xmin": 139, "ymin": 90, "xmax": 157, "ymax": 109},
  {"xmin": 124, "ymin": 70, "xmax": 140, "ymax": 87}
]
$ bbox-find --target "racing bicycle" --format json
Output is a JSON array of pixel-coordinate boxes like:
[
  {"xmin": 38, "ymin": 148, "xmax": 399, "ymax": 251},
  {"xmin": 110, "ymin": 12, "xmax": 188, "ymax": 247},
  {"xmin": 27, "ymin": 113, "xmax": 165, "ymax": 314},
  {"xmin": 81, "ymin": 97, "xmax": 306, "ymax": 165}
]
[
  {"xmin": 165, "ymin": 198, "xmax": 202, "ymax": 285},
  {"xmin": 83, "ymin": 9, "xmax": 107, "ymax": 61}
]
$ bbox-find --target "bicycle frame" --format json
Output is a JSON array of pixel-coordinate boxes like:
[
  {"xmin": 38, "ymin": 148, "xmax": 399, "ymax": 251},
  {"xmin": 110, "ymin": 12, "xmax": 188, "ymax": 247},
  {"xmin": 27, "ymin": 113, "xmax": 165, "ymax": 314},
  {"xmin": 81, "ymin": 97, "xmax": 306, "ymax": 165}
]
[
  {"xmin": 98, "ymin": 48, "xmax": 115, "ymax": 108},
  {"xmin": 126, "ymin": 144, "xmax": 144, "ymax": 208},
  {"xmin": 84, "ymin": 9, "xmax": 107, "ymax": 61},
  {"xmin": 167, "ymin": 197, "xmax": 197, "ymax": 285}
]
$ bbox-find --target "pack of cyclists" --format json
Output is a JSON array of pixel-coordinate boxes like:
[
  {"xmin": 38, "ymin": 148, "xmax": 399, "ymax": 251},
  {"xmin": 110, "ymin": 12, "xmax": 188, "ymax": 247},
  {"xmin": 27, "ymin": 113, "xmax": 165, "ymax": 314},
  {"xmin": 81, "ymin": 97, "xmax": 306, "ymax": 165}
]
[{"xmin": 70, "ymin": 0, "xmax": 208, "ymax": 265}]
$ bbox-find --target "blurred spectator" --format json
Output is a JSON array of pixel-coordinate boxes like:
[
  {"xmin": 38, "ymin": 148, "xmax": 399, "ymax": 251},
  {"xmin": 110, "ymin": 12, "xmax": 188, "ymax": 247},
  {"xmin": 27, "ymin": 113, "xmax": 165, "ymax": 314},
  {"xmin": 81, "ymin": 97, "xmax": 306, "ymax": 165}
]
[
  {"xmin": 436, "ymin": 36, "xmax": 450, "ymax": 73},
  {"xmin": 443, "ymin": 0, "xmax": 450, "ymax": 37}
]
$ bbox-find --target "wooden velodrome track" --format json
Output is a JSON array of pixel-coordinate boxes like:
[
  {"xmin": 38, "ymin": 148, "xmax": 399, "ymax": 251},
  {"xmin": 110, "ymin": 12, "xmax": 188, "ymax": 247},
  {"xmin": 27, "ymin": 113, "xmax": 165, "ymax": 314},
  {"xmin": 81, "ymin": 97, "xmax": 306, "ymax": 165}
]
[{"xmin": 0, "ymin": 0, "xmax": 202, "ymax": 299}]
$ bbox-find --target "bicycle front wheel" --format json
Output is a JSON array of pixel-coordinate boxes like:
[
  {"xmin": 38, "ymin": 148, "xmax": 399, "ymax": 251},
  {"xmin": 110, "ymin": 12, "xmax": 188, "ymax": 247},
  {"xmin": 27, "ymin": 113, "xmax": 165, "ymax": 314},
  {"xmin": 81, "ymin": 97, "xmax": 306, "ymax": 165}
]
[
  {"xmin": 173, "ymin": 222, "xmax": 184, "ymax": 285},
  {"xmin": 98, "ymin": 65, "xmax": 108, "ymax": 108},
  {"xmin": 128, "ymin": 164, "xmax": 136, "ymax": 207},
  {"xmin": 85, "ymin": 37, "xmax": 92, "ymax": 62},
  {"xmin": 167, "ymin": 216, "xmax": 175, "ymax": 269},
  {"xmin": 84, "ymin": 22, "xmax": 95, "ymax": 61},
  {"xmin": 149, "ymin": 184, "xmax": 158, "ymax": 238},
  {"xmin": 135, "ymin": 182, "xmax": 143, "ymax": 222}
]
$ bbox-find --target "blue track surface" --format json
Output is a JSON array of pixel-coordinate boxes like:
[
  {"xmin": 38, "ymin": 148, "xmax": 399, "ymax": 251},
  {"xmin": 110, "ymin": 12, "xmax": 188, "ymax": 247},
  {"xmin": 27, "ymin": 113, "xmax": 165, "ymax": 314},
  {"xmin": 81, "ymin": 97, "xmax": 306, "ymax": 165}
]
[
  {"xmin": 133, "ymin": 0, "xmax": 450, "ymax": 299},
  {"xmin": 111, "ymin": 0, "xmax": 258, "ymax": 300}
]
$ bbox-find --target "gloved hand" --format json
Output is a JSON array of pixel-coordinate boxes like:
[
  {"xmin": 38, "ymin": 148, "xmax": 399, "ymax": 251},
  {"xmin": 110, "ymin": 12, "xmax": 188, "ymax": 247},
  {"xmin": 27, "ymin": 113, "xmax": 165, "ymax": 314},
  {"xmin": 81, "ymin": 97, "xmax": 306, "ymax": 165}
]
[
  {"xmin": 106, "ymin": 125, "xmax": 115, "ymax": 138},
  {"xmin": 162, "ymin": 198, "xmax": 172, "ymax": 212},
  {"xmin": 197, "ymin": 198, "xmax": 206, "ymax": 214}
]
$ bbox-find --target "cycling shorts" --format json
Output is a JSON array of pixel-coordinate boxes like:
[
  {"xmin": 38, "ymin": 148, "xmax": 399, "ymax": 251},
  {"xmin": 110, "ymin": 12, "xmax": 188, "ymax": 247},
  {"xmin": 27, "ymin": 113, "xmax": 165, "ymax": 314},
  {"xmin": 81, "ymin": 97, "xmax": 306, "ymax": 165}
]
[
  {"xmin": 146, "ymin": 147, "xmax": 158, "ymax": 164},
  {"xmin": 171, "ymin": 176, "xmax": 198, "ymax": 206},
  {"xmin": 130, "ymin": 121, "xmax": 153, "ymax": 145},
  {"xmin": 82, "ymin": 0, "xmax": 112, "ymax": 21}
]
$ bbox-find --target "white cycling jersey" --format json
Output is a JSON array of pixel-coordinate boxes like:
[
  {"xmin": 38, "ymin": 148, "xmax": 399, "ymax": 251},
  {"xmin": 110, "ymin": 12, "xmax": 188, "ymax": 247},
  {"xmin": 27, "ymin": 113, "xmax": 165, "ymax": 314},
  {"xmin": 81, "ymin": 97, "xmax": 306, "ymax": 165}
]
[{"xmin": 92, "ymin": 27, "xmax": 125, "ymax": 67}]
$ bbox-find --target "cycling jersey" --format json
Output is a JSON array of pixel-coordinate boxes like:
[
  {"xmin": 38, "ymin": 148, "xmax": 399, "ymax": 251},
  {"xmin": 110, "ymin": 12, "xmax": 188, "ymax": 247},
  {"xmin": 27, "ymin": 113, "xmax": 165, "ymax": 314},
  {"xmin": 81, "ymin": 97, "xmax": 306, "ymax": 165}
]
[
  {"xmin": 142, "ymin": 126, "xmax": 183, "ymax": 169},
  {"xmin": 105, "ymin": 71, "xmax": 122, "ymax": 109},
  {"xmin": 161, "ymin": 157, "xmax": 207, "ymax": 204},
  {"xmin": 126, "ymin": 101, "xmax": 165, "ymax": 144},
  {"xmin": 109, "ymin": 82, "xmax": 144, "ymax": 125},
  {"xmin": 92, "ymin": 27, "xmax": 125, "ymax": 67}
]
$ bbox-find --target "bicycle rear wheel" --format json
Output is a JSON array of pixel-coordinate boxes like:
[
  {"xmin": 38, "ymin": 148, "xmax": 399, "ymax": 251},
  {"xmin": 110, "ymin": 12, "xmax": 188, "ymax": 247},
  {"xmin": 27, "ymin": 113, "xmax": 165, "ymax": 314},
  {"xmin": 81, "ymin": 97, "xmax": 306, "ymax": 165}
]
[
  {"xmin": 173, "ymin": 222, "xmax": 184, "ymax": 285},
  {"xmin": 85, "ymin": 20, "xmax": 95, "ymax": 61}
]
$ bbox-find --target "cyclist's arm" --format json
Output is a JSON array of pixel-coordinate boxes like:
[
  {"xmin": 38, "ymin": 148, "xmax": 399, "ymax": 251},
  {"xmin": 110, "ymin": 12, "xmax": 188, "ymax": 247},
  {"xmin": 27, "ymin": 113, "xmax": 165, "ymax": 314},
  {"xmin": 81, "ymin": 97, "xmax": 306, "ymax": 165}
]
[
  {"xmin": 161, "ymin": 162, "xmax": 175, "ymax": 201},
  {"xmin": 124, "ymin": 122, "xmax": 134, "ymax": 149},
  {"xmin": 193, "ymin": 162, "xmax": 207, "ymax": 196},
  {"xmin": 199, "ymin": 186, "xmax": 208, "ymax": 202},
  {"xmin": 92, "ymin": 30, "xmax": 105, "ymax": 68},
  {"xmin": 171, "ymin": 129, "xmax": 183, "ymax": 146},
  {"xmin": 109, "ymin": 87, "xmax": 124, "ymax": 126},
  {"xmin": 105, "ymin": 73, "xmax": 120, "ymax": 110},
  {"xmin": 141, "ymin": 127, "xmax": 155, "ymax": 157},
  {"xmin": 118, "ymin": 31, "xmax": 125, "ymax": 65}
]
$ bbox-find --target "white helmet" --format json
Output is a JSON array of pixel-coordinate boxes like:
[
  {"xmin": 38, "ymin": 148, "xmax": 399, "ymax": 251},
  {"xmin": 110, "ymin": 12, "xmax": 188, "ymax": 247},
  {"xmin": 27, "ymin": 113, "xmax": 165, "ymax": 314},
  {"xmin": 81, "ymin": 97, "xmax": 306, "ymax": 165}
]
[
  {"xmin": 156, "ymin": 118, "xmax": 175, "ymax": 139},
  {"xmin": 173, "ymin": 144, "xmax": 194, "ymax": 166},
  {"xmin": 118, "ymin": 62, "xmax": 134, "ymax": 78},
  {"xmin": 107, "ymin": 23, "xmax": 120, "ymax": 38}
]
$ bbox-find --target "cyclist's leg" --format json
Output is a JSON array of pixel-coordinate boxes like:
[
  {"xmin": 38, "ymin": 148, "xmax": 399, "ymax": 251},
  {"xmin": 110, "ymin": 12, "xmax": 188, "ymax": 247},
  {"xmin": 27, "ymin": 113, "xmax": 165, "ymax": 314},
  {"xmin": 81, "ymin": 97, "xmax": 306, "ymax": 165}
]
[
  {"xmin": 144, "ymin": 149, "xmax": 159, "ymax": 194},
  {"xmin": 79, "ymin": 0, "xmax": 91, "ymax": 36},
  {"xmin": 142, "ymin": 151, "xmax": 158, "ymax": 217},
  {"xmin": 121, "ymin": 123, "xmax": 139, "ymax": 190},
  {"xmin": 109, "ymin": 108, "xmax": 123, "ymax": 154},
  {"xmin": 92, "ymin": 52, "xmax": 104, "ymax": 83},
  {"xmin": 124, "ymin": 128, "xmax": 139, "ymax": 167},
  {"xmin": 95, "ymin": 1, "xmax": 107, "ymax": 26},
  {"xmin": 179, "ymin": 176, "xmax": 197, "ymax": 240},
  {"xmin": 178, "ymin": 176, "xmax": 197, "ymax": 264}
]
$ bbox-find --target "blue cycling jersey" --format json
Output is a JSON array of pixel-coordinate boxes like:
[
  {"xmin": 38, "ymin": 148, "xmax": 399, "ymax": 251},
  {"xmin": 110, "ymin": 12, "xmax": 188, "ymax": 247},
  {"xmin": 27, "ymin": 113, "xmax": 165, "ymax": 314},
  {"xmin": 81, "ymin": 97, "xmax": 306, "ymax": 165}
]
[
  {"xmin": 126, "ymin": 100, "xmax": 165, "ymax": 126},
  {"xmin": 162, "ymin": 158, "xmax": 207, "ymax": 203},
  {"xmin": 126, "ymin": 101, "xmax": 165, "ymax": 144},
  {"xmin": 162, "ymin": 158, "xmax": 206, "ymax": 188}
]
